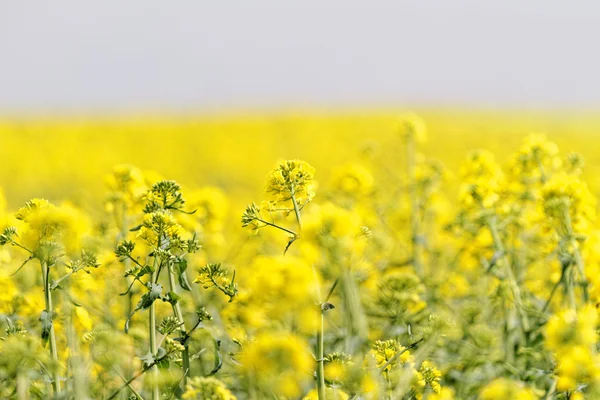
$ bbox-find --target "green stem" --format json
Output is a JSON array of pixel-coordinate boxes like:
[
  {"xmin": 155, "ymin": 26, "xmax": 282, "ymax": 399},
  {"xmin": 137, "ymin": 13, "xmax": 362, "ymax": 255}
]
[
  {"xmin": 42, "ymin": 261, "xmax": 61, "ymax": 395},
  {"xmin": 16, "ymin": 371, "xmax": 27, "ymax": 400},
  {"xmin": 542, "ymin": 265, "xmax": 567, "ymax": 314},
  {"xmin": 10, "ymin": 239, "xmax": 33, "ymax": 255},
  {"xmin": 255, "ymin": 218, "xmax": 298, "ymax": 237},
  {"xmin": 315, "ymin": 278, "xmax": 339, "ymax": 400},
  {"xmin": 487, "ymin": 217, "xmax": 530, "ymax": 333},
  {"xmin": 385, "ymin": 370, "xmax": 393, "ymax": 400},
  {"xmin": 291, "ymin": 192, "xmax": 302, "ymax": 232},
  {"xmin": 149, "ymin": 267, "xmax": 159, "ymax": 400},
  {"xmin": 562, "ymin": 207, "xmax": 589, "ymax": 304},
  {"xmin": 107, "ymin": 353, "xmax": 169, "ymax": 400},
  {"xmin": 572, "ymin": 246, "xmax": 589, "ymax": 303},
  {"xmin": 566, "ymin": 270, "xmax": 577, "ymax": 310},
  {"xmin": 316, "ymin": 309, "xmax": 325, "ymax": 400},
  {"xmin": 168, "ymin": 263, "xmax": 190, "ymax": 387}
]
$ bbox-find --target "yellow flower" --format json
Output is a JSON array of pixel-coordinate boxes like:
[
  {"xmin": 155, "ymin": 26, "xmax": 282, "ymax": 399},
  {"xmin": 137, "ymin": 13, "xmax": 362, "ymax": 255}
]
[
  {"xmin": 239, "ymin": 332, "xmax": 313, "ymax": 397},
  {"xmin": 398, "ymin": 112, "xmax": 427, "ymax": 144},
  {"xmin": 330, "ymin": 163, "xmax": 374, "ymax": 196},
  {"xmin": 419, "ymin": 360, "xmax": 442, "ymax": 393},
  {"xmin": 303, "ymin": 202, "xmax": 362, "ymax": 242},
  {"xmin": 459, "ymin": 150, "xmax": 504, "ymax": 209},
  {"xmin": 542, "ymin": 173, "xmax": 596, "ymax": 234},
  {"xmin": 265, "ymin": 159, "xmax": 316, "ymax": 204},
  {"xmin": 428, "ymin": 387, "xmax": 455, "ymax": 400},
  {"xmin": 137, "ymin": 209, "xmax": 182, "ymax": 246},
  {"xmin": 0, "ymin": 270, "xmax": 18, "ymax": 314},
  {"xmin": 510, "ymin": 133, "xmax": 561, "ymax": 183},
  {"xmin": 480, "ymin": 378, "xmax": 538, "ymax": 400},
  {"xmin": 303, "ymin": 387, "xmax": 350, "ymax": 400},
  {"xmin": 368, "ymin": 339, "xmax": 414, "ymax": 372},
  {"xmin": 545, "ymin": 305, "xmax": 597, "ymax": 352},
  {"xmin": 104, "ymin": 164, "xmax": 147, "ymax": 212},
  {"xmin": 182, "ymin": 377, "xmax": 237, "ymax": 400},
  {"xmin": 16, "ymin": 198, "xmax": 90, "ymax": 257}
]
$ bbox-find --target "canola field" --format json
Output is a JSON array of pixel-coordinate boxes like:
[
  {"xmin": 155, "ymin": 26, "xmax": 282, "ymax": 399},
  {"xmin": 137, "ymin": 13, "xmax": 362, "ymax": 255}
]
[{"xmin": 1, "ymin": 111, "xmax": 600, "ymax": 399}]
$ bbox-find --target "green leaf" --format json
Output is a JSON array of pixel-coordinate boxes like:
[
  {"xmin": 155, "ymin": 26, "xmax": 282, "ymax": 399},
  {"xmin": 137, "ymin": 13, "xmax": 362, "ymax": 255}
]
[
  {"xmin": 137, "ymin": 265, "xmax": 155, "ymax": 278},
  {"xmin": 177, "ymin": 259, "xmax": 192, "ymax": 291},
  {"xmin": 55, "ymin": 286, "xmax": 82, "ymax": 307},
  {"xmin": 190, "ymin": 348, "xmax": 206, "ymax": 362},
  {"xmin": 129, "ymin": 224, "xmax": 143, "ymax": 232},
  {"xmin": 124, "ymin": 283, "xmax": 163, "ymax": 333},
  {"xmin": 40, "ymin": 310, "xmax": 54, "ymax": 342},
  {"xmin": 166, "ymin": 291, "xmax": 181, "ymax": 306},
  {"xmin": 156, "ymin": 346, "xmax": 169, "ymax": 369},
  {"xmin": 140, "ymin": 352, "xmax": 155, "ymax": 369},
  {"xmin": 208, "ymin": 339, "xmax": 222, "ymax": 376},
  {"xmin": 10, "ymin": 256, "xmax": 33, "ymax": 276},
  {"xmin": 139, "ymin": 283, "xmax": 163, "ymax": 310}
]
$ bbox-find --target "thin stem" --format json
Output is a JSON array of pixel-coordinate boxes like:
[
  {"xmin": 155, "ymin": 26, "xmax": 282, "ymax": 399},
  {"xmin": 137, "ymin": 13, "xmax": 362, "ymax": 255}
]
[
  {"xmin": 324, "ymin": 278, "xmax": 339, "ymax": 303},
  {"xmin": 566, "ymin": 269, "xmax": 577, "ymax": 310},
  {"xmin": 10, "ymin": 239, "xmax": 34, "ymax": 255},
  {"xmin": 316, "ymin": 309, "xmax": 325, "ymax": 400},
  {"xmin": 149, "ymin": 261, "xmax": 159, "ymax": 400},
  {"xmin": 42, "ymin": 261, "xmax": 61, "ymax": 395},
  {"xmin": 315, "ymin": 278, "xmax": 339, "ymax": 400},
  {"xmin": 167, "ymin": 262, "xmax": 190, "ymax": 387},
  {"xmin": 291, "ymin": 191, "xmax": 302, "ymax": 232},
  {"xmin": 385, "ymin": 371, "xmax": 393, "ymax": 400},
  {"xmin": 255, "ymin": 218, "xmax": 298, "ymax": 237},
  {"xmin": 562, "ymin": 207, "xmax": 589, "ymax": 304},
  {"xmin": 107, "ymin": 352, "xmax": 169, "ymax": 400},
  {"xmin": 542, "ymin": 264, "xmax": 567, "ymax": 314},
  {"xmin": 116, "ymin": 370, "xmax": 143, "ymax": 399},
  {"xmin": 51, "ymin": 267, "xmax": 81, "ymax": 289},
  {"xmin": 545, "ymin": 379, "xmax": 557, "ymax": 400},
  {"xmin": 572, "ymin": 246, "xmax": 589, "ymax": 303},
  {"xmin": 487, "ymin": 217, "xmax": 530, "ymax": 333}
]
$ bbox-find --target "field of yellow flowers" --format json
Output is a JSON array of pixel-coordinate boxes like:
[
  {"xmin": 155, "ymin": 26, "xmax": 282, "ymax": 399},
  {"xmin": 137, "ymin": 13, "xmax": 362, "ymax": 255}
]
[{"xmin": 2, "ymin": 111, "xmax": 600, "ymax": 399}]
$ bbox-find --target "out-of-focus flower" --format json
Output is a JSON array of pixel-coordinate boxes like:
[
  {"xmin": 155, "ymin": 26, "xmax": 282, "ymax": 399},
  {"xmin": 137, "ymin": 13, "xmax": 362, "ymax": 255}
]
[
  {"xmin": 182, "ymin": 377, "xmax": 237, "ymax": 400},
  {"xmin": 479, "ymin": 378, "xmax": 538, "ymax": 400},
  {"xmin": 330, "ymin": 163, "xmax": 374, "ymax": 197},
  {"xmin": 239, "ymin": 332, "xmax": 313, "ymax": 398},
  {"xmin": 398, "ymin": 113, "xmax": 427, "ymax": 144}
]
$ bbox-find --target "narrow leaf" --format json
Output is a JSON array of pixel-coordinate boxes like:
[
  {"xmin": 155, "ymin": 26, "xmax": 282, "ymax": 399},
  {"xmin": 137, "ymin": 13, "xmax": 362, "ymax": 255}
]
[{"xmin": 177, "ymin": 259, "xmax": 192, "ymax": 291}]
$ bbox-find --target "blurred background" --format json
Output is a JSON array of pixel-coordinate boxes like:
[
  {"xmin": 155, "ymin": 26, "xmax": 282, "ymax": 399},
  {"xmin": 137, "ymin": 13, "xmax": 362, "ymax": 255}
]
[{"xmin": 1, "ymin": 1, "xmax": 600, "ymax": 207}]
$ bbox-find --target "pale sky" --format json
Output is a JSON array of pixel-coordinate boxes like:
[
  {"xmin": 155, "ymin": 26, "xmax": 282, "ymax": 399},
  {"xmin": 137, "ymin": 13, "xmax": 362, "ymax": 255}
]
[{"xmin": 1, "ymin": 1, "xmax": 599, "ymax": 112}]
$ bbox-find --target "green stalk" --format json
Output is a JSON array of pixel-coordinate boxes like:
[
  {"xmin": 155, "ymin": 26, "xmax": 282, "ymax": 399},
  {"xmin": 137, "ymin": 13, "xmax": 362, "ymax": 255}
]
[
  {"xmin": 291, "ymin": 191, "xmax": 302, "ymax": 233},
  {"xmin": 562, "ymin": 207, "xmax": 589, "ymax": 304},
  {"xmin": 120, "ymin": 202, "xmax": 136, "ymax": 387},
  {"xmin": 316, "ymin": 279, "xmax": 338, "ymax": 400},
  {"xmin": 16, "ymin": 371, "xmax": 27, "ymax": 400},
  {"xmin": 385, "ymin": 371, "xmax": 393, "ymax": 400},
  {"xmin": 66, "ymin": 295, "xmax": 86, "ymax": 399},
  {"xmin": 167, "ymin": 262, "xmax": 190, "ymax": 387},
  {"xmin": 486, "ymin": 217, "xmax": 530, "ymax": 334},
  {"xmin": 107, "ymin": 351, "xmax": 170, "ymax": 400},
  {"xmin": 566, "ymin": 270, "xmax": 577, "ymax": 310},
  {"xmin": 42, "ymin": 261, "xmax": 61, "ymax": 395},
  {"xmin": 316, "ymin": 309, "xmax": 326, "ymax": 400},
  {"xmin": 149, "ymin": 266, "xmax": 159, "ymax": 400}
]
